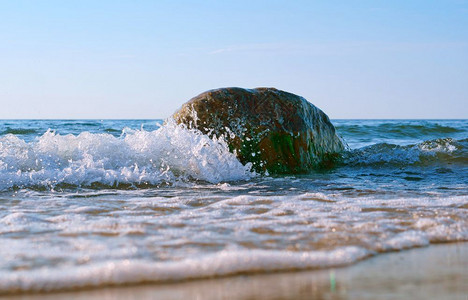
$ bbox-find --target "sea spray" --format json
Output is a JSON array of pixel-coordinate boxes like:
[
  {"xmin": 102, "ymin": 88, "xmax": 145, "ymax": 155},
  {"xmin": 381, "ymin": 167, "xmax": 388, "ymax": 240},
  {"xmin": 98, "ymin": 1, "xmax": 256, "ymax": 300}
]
[
  {"xmin": 0, "ymin": 119, "xmax": 466, "ymax": 295},
  {"xmin": 0, "ymin": 121, "xmax": 253, "ymax": 191}
]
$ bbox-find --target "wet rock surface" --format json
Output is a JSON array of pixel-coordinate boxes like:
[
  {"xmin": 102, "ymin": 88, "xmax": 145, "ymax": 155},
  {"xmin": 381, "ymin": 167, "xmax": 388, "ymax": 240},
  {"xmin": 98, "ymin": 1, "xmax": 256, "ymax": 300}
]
[{"xmin": 171, "ymin": 87, "xmax": 345, "ymax": 174}]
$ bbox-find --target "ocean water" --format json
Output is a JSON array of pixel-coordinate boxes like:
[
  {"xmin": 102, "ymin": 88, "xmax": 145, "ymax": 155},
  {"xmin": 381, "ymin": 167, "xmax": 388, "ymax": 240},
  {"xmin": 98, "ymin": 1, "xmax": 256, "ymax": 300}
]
[{"xmin": 0, "ymin": 119, "xmax": 466, "ymax": 294}]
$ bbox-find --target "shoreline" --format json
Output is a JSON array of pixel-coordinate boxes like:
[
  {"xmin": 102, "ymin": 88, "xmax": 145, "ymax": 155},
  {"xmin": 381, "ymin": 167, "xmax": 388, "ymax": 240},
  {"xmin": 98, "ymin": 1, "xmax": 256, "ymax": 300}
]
[{"xmin": 4, "ymin": 242, "xmax": 467, "ymax": 300}]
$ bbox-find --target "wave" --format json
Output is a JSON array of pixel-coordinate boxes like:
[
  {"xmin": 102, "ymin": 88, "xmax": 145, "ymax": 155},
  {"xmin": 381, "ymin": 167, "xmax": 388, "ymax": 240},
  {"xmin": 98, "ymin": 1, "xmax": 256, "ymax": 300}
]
[
  {"xmin": 1, "ymin": 121, "xmax": 466, "ymax": 191},
  {"xmin": 344, "ymin": 138, "xmax": 468, "ymax": 167},
  {"xmin": 1, "ymin": 128, "xmax": 38, "ymax": 135},
  {"xmin": 0, "ymin": 121, "xmax": 254, "ymax": 191},
  {"xmin": 335, "ymin": 122, "xmax": 465, "ymax": 138},
  {"xmin": 0, "ymin": 246, "xmax": 370, "ymax": 294},
  {"xmin": 1, "ymin": 222, "xmax": 466, "ymax": 294},
  {"xmin": 60, "ymin": 122, "xmax": 101, "ymax": 127}
]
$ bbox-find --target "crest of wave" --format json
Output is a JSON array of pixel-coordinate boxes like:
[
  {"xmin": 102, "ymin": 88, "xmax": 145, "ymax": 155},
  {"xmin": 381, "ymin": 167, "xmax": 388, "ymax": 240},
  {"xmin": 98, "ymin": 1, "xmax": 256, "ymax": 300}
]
[
  {"xmin": 0, "ymin": 121, "xmax": 254, "ymax": 190},
  {"xmin": 344, "ymin": 138, "xmax": 466, "ymax": 166}
]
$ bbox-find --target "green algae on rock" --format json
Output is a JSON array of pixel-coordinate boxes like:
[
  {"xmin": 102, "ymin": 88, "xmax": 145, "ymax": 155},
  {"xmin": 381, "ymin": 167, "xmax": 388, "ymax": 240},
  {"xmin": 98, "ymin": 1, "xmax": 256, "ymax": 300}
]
[{"xmin": 171, "ymin": 87, "xmax": 345, "ymax": 174}]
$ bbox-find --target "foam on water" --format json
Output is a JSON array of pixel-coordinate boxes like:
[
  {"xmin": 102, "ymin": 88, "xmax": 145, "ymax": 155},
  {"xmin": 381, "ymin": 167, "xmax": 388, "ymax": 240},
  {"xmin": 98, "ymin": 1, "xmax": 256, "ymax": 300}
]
[
  {"xmin": 334, "ymin": 119, "xmax": 468, "ymax": 149},
  {"xmin": 1, "ymin": 129, "xmax": 466, "ymax": 192},
  {"xmin": 0, "ymin": 119, "xmax": 466, "ymax": 294},
  {"xmin": 0, "ymin": 189, "xmax": 466, "ymax": 293},
  {"xmin": 0, "ymin": 121, "xmax": 253, "ymax": 190},
  {"xmin": 0, "ymin": 247, "xmax": 370, "ymax": 293},
  {"xmin": 344, "ymin": 138, "xmax": 467, "ymax": 167}
]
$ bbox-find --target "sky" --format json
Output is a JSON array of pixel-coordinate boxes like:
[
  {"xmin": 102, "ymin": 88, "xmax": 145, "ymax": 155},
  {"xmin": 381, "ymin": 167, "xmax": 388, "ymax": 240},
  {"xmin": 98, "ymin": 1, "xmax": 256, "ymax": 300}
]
[{"xmin": 0, "ymin": 0, "xmax": 467, "ymax": 119}]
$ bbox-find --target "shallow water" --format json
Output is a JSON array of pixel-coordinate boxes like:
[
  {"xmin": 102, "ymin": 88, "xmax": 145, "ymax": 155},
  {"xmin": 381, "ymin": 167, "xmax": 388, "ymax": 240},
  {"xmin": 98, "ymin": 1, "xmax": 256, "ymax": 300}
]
[{"xmin": 0, "ymin": 119, "xmax": 466, "ymax": 293}]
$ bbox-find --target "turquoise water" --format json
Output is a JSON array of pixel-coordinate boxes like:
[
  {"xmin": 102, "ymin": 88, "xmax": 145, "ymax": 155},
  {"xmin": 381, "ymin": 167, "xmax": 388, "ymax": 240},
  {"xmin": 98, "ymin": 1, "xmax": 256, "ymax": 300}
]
[{"xmin": 0, "ymin": 119, "xmax": 466, "ymax": 293}]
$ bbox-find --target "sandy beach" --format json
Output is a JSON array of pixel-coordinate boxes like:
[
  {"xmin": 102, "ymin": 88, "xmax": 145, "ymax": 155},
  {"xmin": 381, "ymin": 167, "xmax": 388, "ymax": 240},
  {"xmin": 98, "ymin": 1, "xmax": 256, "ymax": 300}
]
[
  {"xmin": 3, "ymin": 242, "xmax": 466, "ymax": 300},
  {"xmin": 2, "ymin": 0, "xmax": 467, "ymax": 299}
]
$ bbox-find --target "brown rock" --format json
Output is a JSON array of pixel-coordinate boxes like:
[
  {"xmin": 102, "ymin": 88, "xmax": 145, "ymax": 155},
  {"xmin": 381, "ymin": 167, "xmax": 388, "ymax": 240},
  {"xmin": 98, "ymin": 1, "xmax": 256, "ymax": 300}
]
[{"xmin": 171, "ymin": 87, "xmax": 345, "ymax": 174}]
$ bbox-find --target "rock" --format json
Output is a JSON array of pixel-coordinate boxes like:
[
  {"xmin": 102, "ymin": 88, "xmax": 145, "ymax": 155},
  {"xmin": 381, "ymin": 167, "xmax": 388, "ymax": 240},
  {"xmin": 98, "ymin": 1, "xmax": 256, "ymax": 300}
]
[{"xmin": 171, "ymin": 87, "xmax": 345, "ymax": 174}]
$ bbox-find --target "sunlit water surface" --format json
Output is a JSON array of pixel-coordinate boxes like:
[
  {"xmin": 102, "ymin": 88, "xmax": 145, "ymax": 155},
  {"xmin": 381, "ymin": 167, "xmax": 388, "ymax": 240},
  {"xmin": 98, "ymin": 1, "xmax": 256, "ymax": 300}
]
[{"xmin": 0, "ymin": 119, "xmax": 466, "ymax": 293}]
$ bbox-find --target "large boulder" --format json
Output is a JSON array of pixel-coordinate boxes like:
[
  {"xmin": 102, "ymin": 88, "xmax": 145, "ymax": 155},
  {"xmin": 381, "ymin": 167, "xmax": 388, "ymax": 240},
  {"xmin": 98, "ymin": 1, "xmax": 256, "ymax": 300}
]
[{"xmin": 171, "ymin": 87, "xmax": 345, "ymax": 174}]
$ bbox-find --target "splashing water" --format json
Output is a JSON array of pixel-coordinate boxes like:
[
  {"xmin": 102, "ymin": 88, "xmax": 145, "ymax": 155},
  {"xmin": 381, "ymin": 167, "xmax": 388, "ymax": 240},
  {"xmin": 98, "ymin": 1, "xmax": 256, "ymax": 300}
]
[
  {"xmin": 0, "ymin": 121, "xmax": 253, "ymax": 191},
  {"xmin": 0, "ymin": 119, "xmax": 466, "ymax": 294}
]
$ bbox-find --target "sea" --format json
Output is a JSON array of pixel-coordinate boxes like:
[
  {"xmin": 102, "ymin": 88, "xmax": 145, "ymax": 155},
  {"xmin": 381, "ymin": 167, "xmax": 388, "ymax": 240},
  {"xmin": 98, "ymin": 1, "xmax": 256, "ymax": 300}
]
[{"xmin": 0, "ymin": 119, "xmax": 466, "ymax": 294}]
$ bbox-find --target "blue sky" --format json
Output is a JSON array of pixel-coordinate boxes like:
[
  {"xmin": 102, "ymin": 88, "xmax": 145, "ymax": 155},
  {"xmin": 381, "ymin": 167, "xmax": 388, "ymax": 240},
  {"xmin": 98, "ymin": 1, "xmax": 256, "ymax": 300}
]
[{"xmin": 1, "ymin": 0, "xmax": 467, "ymax": 119}]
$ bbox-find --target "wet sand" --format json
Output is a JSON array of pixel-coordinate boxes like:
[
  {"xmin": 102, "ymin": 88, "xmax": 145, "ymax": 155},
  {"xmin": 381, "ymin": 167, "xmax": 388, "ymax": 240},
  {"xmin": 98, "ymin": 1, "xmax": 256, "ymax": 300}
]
[{"xmin": 4, "ymin": 243, "xmax": 467, "ymax": 300}]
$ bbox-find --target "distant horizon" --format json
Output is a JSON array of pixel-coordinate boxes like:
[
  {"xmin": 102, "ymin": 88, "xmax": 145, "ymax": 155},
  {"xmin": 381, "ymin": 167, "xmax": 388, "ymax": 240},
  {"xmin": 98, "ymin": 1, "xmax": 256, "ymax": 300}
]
[
  {"xmin": 1, "ymin": 117, "xmax": 466, "ymax": 121},
  {"xmin": 1, "ymin": 1, "xmax": 467, "ymax": 119}
]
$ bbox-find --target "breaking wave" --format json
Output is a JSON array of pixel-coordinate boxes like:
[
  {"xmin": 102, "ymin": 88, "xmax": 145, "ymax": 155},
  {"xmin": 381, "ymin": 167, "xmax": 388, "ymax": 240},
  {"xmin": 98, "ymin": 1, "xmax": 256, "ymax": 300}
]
[
  {"xmin": 0, "ymin": 121, "xmax": 254, "ymax": 191},
  {"xmin": 1, "ymin": 120, "xmax": 466, "ymax": 191},
  {"xmin": 0, "ymin": 247, "xmax": 370, "ymax": 294},
  {"xmin": 344, "ymin": 138, "xmax": 467, "ymax": 167}
]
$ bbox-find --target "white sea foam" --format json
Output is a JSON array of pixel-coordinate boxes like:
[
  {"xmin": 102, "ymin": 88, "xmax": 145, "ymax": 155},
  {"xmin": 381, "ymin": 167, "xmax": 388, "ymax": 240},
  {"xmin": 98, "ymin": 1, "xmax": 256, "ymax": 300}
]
[
  {"xmin": 0, "ymin": 191, "xmax": 466, "ymax": 294},
  {"xmin": 0, "ymin": 247, "xmax": 370, "ymax": 293},
  {"xmin": 378, "ymin": 231, "xmax": 430, "ymax": 251},
  {"xmin": 0, "ymin": 121, "xmax": 253, "ymax": 190},
  {"xmin": 1, "ymin": 119, "xmax": 466, "ymax": 295},
  {"xmin": 344, "ymin": 138, "xmax": 465, "ymax": 166}
]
